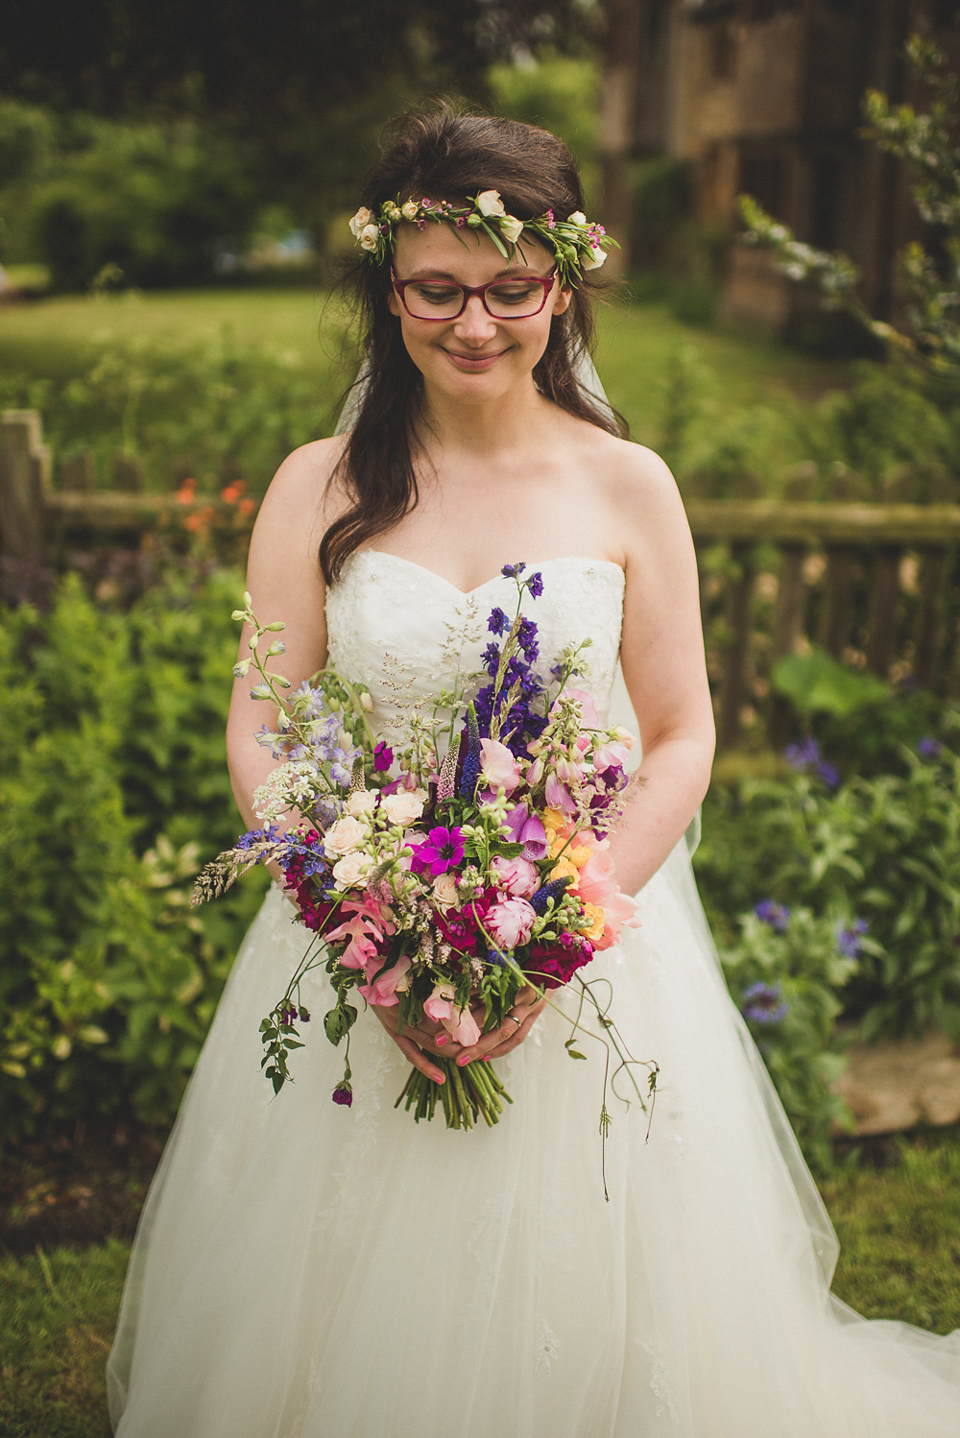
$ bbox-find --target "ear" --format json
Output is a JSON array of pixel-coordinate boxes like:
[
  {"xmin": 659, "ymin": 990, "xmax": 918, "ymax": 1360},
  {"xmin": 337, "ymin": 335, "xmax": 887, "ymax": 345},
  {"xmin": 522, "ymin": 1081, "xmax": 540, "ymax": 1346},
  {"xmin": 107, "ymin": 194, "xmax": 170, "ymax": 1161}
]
[
  {"xmin": 552, "ymin": 286, "xmax": 573, "ymax": 316},
  {"xmin": 387, "ymin": 288, "xmax": 402, "ymax": 317}
]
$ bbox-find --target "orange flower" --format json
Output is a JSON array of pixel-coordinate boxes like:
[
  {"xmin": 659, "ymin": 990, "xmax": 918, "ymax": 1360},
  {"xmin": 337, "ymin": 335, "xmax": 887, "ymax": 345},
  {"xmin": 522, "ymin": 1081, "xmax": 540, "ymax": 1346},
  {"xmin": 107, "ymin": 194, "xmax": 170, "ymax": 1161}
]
[
  {"xmin": 580, "ymin": 901, "xmax": 606, "ymax": 943},
  {"xmin": 175, "ymin": 477, "xmax": 197, "ymax": 505},
  {"xmin": 220, "ymin": 479, "xmax": 246, "ymax": 504},
  {"xmin": 238, "ymin": 497, "xmax": 256, "ymax": 518}
]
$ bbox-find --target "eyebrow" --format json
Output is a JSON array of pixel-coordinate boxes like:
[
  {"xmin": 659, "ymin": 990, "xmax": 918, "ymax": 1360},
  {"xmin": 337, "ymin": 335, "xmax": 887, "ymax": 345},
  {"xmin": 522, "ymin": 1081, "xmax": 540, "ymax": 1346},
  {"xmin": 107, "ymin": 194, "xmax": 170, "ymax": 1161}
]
[{"xmin": 401, "ymin": 267, "xmax": 549, "ymax": 281}]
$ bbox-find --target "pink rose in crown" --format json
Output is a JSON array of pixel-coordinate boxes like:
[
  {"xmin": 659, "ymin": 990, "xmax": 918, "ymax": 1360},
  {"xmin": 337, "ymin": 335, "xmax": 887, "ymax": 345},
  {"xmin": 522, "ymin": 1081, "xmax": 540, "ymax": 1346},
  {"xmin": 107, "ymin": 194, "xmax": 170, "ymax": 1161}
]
[
  {"xmin": 491, "ymin": 854, "xmax": 539, "ymax": 898},
  {"xmin": 487, "ymin": 896, "xmax": 536, "ymax": 949}
]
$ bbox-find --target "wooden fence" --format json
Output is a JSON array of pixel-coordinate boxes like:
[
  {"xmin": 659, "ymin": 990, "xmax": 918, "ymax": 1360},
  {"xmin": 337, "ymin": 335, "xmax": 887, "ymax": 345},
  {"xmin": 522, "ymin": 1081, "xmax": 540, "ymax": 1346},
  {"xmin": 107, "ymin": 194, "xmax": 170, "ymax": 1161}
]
[{"xmin": 3, "ymin": 409, "xmax": 960, "ymax": 750}]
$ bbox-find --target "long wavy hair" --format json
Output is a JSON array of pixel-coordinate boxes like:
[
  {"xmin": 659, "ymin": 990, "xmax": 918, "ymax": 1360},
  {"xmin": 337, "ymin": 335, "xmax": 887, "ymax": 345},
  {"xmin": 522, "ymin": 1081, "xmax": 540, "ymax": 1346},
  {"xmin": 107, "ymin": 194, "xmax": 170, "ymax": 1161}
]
[{"xmin": 320, "ymin": 108, "xmax": 627, "ymax": 585}]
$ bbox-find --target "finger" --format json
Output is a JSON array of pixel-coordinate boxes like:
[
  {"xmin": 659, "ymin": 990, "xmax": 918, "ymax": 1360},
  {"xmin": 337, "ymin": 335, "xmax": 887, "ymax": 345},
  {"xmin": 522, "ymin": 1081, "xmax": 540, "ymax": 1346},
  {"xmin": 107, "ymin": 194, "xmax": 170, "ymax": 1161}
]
[
  {"xmin": 457, "ymin": 1002, "xmax": 542, "ymax": 1065},
  {"xmin": 391, "ymin": 1031, "xmax": 447, "ymax": 1084}
]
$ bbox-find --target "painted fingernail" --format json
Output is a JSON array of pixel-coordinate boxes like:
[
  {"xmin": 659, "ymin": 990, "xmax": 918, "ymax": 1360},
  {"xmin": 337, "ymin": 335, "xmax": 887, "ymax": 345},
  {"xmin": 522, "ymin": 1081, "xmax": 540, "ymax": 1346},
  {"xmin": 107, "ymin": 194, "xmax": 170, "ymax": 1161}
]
[
  {"xmin": 482, "ymin": 1054, "xmax": 492, "ymax": 1063},
  {"xmin": 435, "ymin": 1034, "xmax": 448, "ymax": 1046},
  {"xmin": 433, "ymin": 1071, "xmax": 445, "ymax": 1084},
  {"xmin": 457, "ymin": 1054, "xmax": 470, "ymax": 1066}
]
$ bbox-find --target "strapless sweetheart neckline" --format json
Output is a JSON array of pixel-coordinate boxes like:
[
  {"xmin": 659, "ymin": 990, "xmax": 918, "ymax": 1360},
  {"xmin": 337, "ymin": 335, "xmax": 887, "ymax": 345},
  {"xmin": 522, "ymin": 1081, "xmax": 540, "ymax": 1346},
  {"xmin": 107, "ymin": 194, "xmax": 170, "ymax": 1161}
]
[{"xmin": 351, "ymin": 548, "xmax": 625, "ymax": 599}]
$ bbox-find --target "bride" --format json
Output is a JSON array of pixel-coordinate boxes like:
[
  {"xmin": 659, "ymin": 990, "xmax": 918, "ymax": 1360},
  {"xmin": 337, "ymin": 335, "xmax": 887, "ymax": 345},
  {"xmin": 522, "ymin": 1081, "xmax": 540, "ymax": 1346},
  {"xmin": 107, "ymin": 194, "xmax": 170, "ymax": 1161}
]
[{"xmin": 108, "ymin": 110, "xmax": 960, "ymax": 1436}]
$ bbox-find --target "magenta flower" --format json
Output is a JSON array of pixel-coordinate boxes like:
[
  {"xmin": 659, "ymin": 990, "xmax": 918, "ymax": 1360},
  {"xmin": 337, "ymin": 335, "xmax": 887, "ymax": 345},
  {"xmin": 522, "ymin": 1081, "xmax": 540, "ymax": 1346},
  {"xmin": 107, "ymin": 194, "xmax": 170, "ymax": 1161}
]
[
  {"xmin": 410, "ymin": 825, "xmax": 465, "ymax": 877},
  {"xmin": 332, "ymin": 1082, "xmax": 353, "ymax": 1107},
  {"xmin": 374, "ymin": 741, "xmax": 394, "ymax": 772}
]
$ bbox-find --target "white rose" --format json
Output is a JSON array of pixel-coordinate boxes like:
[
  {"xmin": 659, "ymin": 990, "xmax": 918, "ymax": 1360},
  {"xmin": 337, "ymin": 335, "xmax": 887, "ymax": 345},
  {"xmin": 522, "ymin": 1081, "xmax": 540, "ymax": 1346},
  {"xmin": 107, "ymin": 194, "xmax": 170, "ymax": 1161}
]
[
  {"xmin": 349, "ymin": 206, "xmax": 373, "ymax": 239},
  {"xmin": 359, "ymin": 223, "xmax": 380, "ymax": 252},
  {"xmin": 383, "ymin": 791, "xmax": 425, "ymax": 827},
  {"xmin": 567, "ymin": 211, "xmax": 587, "ymax": 226},
  {"xmin": 432, "ymin": 872, "xmax": 460, "ymax": 910},
  {"xmin": 476, "ymin": 190, "xmax": 505, "ymax": 218},
  {"xmin": 500, "ymin": 214, "xmax": 524, "ymax": 244},
  {"xmin": 401, "ymin": 199, "xmax": 419, "ymax": 221},
  {"xmin": 581, "ymin": 244, "xmax": 606, "ymax": 270},
  {"xmin": 344, "ymin": 789, "xmax": 377, "ymax": 817},
  {"xmin": 324, "ymin": 815, "xmax": 367, "ymax": 855},
  {"xmin": 385, "ymin": 202, "xmax": 402, "ymax": 222},
  {"xmin": 332, "ymin": 851, "xmax": 373, "ymax": 888}
]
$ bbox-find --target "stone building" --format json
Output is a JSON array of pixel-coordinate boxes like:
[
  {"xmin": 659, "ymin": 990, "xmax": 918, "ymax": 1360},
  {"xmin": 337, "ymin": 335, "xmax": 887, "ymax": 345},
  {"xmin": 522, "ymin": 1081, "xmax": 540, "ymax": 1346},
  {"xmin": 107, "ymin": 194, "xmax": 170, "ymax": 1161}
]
[{"xmin": 628, "ymin": 0, "xmax": 960, "ymax": 333}]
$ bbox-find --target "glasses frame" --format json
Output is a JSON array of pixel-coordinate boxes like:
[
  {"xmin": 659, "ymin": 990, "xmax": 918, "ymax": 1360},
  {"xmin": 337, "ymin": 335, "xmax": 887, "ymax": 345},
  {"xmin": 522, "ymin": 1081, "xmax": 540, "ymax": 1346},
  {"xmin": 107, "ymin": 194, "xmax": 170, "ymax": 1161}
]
[{"xmin": 390, "ymin": 265, "xmax": 559, "ymax": 322}]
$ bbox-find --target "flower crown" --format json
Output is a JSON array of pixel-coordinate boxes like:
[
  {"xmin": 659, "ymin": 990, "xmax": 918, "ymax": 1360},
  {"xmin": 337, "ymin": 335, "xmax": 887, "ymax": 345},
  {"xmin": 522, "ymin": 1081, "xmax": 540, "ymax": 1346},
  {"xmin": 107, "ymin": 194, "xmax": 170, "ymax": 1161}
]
[{"xmin": 349, "ymin": 190, "xmax": 615, "ymax": 288}]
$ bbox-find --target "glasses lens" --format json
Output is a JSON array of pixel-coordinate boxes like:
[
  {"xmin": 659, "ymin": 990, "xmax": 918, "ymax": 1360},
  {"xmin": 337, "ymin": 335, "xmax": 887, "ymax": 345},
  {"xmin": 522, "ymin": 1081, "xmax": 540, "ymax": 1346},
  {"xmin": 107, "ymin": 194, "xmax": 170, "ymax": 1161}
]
[
  {"xmin": 402, "ymin": 282, "xmax": 466, "ymax": 319},
  {"xmin": 483, "ymin": 280, "xmax": 548, "ymax": 318}
]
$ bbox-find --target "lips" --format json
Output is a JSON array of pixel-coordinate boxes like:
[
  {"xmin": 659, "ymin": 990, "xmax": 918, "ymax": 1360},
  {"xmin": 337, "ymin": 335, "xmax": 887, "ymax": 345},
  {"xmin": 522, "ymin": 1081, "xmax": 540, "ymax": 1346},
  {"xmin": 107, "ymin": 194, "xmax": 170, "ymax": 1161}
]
[{"xmin": 442, "ymin": 347, "xmax": 511, "ymax": 372}]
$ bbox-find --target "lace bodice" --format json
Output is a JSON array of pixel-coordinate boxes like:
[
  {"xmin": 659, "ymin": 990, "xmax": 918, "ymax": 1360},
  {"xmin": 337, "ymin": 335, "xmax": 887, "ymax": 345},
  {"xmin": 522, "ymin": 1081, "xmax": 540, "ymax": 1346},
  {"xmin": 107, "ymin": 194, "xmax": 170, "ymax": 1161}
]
[{"xmin": 325, "ymin": 551, "xmax": 626, "ymax": 740}]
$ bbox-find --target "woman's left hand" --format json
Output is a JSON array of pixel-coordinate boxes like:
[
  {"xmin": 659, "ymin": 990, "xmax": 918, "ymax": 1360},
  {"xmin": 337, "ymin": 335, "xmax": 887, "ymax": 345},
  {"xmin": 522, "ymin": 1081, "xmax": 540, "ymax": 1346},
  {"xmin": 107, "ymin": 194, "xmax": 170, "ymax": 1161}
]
[{"xmin": 453, "ymin": 985, "xmax": 546, "ymax": 1067}]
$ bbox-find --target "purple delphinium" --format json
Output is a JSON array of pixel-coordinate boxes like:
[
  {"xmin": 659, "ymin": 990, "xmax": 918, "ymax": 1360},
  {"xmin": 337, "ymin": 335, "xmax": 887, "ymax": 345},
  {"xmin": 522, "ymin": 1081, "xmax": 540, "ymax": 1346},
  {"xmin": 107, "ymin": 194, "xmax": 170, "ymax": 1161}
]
[
  {"xmin": 837, "ymin": 918, "xmax": 868, "ymax": 959},
  {"xmin": 741, "ymin": 981, "xmax": 789, "ymax": 1025},
  {"xmin": 410, "ymin": 825, "xmax": 466, "ymax": 878},
  {"xmin": 487, "ymin": 607, "xmax": 510, "ymax": 636},
  {"xmin": 527, "ymin": 571, "xmax": 544, "ymax": 599},
  {"xmin": 501, "ymin": 562, "xmax": 526, "ymax": 579},
  {"xmin": 332, "ymin": 1082, "xmax": 353, "ymax": 1107},
  {"xmin": 917, "ymin": 736, "xmax": 943, "ymax": 759},
  {"xmin": 755, "ymin": 899, "xmax": 791, "ymax": 933}
]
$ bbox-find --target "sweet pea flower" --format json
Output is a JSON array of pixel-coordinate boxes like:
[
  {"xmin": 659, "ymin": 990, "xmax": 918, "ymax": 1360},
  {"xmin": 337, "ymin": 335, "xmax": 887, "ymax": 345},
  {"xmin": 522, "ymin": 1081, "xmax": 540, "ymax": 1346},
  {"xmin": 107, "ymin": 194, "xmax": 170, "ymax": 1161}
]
[
  {"xmin": 593, "ymin": 892, "xmax": 641, "ymax": 950},
  {"xmin": 487, "ymin": 896, "xmax": 537, "ymax": 949},
  {"xmin": 545, "ymin": 772, "xmax": 578, "ymax": 817},
  {"xmin": 476, "ymin": 189, "xmax": 505, "ymax": 217},
  {"xmin": 491, "ymin": 854, "xmax": 539, "ymax": 898},
  {"xmin": 502, "ymin": 802, "xmax": 549, "ymax": 860},
  {"xmin": 326, "ymin": 897, "xmax": 394, "ymax": 970},
  {"xmin": 423, "ymin": 981, "xmax": 456, "ymax": 1023},
  {"xmin": 358, "ymin": 955, "xmax": 412, "ymax": 1007},
  {"xmin": 566, "ymin": 687, "xmax": 600, "ymax": 726},
  {"xmin": 592, "ymin": 740, "xmax": 631, "ymax": 773},
  {"xmin": 479, "ymin": 738, "xmax": 522, "ymax": 794}
]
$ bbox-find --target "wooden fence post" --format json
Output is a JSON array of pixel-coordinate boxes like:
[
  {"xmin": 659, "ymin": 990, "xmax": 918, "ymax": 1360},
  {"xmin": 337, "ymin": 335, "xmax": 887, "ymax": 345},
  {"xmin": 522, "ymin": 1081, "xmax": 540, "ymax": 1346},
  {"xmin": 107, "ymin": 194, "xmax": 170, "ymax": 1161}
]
[{"xmin": 0, "ymin": 410, "xmax": 50, "ymax": 562}]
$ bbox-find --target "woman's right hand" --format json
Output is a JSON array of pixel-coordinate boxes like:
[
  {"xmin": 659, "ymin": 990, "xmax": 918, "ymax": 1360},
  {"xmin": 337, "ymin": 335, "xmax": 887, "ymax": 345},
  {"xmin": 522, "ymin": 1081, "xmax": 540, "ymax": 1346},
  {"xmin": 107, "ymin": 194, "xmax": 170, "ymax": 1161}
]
[{"xmin": 370, "ymin": 1005, "xmax": 464, "ymax": 1085}]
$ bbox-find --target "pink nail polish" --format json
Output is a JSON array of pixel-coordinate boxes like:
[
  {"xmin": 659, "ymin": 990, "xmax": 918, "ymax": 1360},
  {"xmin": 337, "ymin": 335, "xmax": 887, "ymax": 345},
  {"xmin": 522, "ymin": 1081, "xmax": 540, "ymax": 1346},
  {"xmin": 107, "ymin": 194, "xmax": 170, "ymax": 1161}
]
[
  {"xmin": 435, "ymin": 1034, "xmax": 448, "ymax": 1046},
  {"xmin": 457, "ymin": 1054, "xmax": 470, "ymax": 1066}
]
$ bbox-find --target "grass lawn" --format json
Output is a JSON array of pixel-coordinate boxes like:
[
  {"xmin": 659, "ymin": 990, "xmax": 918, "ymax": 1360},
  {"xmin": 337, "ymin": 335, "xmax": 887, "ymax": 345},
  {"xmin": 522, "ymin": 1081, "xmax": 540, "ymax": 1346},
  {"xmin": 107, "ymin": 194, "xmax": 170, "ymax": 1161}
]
[
  {"xmin": 2, "ymin": 1130, "xmax": 958, "ymax": 1437},
  {"xmin": 0, "ymin": 285, "xmax": 850, "ymax": 453}
]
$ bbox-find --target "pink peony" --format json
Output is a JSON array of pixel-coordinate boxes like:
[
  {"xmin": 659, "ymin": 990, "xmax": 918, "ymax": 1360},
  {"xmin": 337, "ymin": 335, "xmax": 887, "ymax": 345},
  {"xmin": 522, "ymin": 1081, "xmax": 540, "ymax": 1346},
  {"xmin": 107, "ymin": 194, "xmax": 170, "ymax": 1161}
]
[
  {"xmin": 491, "ymin": 854, "xmax": 539, "ymax": 898},
  {"xmin": 487, "ymin": 896, "xmax": 536, "ymax": 949},
  {"xmin": 479, "ymin": 738, "xmax": 523, "ymax": 794}
]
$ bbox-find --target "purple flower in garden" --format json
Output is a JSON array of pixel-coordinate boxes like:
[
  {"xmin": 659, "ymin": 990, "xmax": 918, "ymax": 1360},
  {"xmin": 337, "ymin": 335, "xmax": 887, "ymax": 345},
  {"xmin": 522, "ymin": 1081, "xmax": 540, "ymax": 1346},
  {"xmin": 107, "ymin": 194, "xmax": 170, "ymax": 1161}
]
[
  {"xmin": 332, "ymin": 1083, "xmax": 353, "ymax": 1107},
  {"xmin": 374, "ymin": 741, "xmax": 394, "ymax": 772},
  {"xmin": 755, "ymin": 899, "xmax": 791, "ymax": 933},
  {"xmin": 837, "ymin": 918, "xmax": 868, "ymax": 959},
  {"xmin": 741, "ymin": 982, "xmax": 789, "ymax": 1025},
  {"xmin": 917, "ymin": 737, "xmax": 943, "ymax": 759},
  {"xmin": 784, "ymin": 737, "xmax": 839, "ymax": 789},
  {"xmin": 487, "ymin": 607, "xmax": 510, "ymax": 636},
  {"xmin": 411, "ymin": 826, "xmax": 465, "ymax": 878}
]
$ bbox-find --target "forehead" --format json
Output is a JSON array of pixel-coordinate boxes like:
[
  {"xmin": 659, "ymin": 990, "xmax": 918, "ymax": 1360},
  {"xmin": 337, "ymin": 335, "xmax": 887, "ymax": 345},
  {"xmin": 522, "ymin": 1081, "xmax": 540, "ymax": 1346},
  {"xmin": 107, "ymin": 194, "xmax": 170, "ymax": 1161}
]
[{"xmin": 392, "ymin": 222, "xmax": 553, "ymax": 279}]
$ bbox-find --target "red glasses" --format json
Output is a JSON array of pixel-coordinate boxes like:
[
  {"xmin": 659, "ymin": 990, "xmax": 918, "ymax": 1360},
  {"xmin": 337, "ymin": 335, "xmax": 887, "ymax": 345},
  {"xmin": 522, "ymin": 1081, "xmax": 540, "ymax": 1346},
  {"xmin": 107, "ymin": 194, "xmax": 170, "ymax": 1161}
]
[{"xmin": 391, "ymin": 267, "xmax": 558, "ymax": 321}]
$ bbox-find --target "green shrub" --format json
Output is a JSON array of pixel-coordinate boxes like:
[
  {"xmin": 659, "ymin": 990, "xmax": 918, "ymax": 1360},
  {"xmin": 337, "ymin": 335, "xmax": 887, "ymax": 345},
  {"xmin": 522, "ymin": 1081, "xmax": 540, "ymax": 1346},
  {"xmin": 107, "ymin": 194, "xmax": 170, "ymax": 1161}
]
[
  {"xmin": 698, "ymin": 719, "xmax": 960, "ymax": 1042},
  {"xmin": 719, "ymin": 906, "xmax": 857, "ymax": 1167},
  {"xmin": 0, "ymin": 569, "xmax": 268, "ymax": 1143}
]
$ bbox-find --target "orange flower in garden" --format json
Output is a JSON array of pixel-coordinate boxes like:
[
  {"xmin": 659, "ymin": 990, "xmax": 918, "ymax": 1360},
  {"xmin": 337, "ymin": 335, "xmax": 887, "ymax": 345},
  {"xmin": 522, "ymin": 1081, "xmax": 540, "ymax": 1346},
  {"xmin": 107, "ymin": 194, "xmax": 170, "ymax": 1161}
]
[
  {"xmin": 238, "ymin": 497, "xmax": 255, "ymax": 517},
  {"xmin": 185, "ymin": 505, "xmax": 216, "ymax": 534},
  {"xmin": 175, "ymin": 477, "xmax": 198, "ymax": 504},
  {"xmin": 220, "ymin": 480, "xmax": 246, "ymax": 504}
]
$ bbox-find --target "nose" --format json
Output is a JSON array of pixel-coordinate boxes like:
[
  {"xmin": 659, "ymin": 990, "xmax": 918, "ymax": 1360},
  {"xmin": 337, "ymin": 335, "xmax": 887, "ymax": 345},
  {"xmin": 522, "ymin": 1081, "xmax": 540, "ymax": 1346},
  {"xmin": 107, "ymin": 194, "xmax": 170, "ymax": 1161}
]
[{"xmin": 453, "ymin": 294, "xmax": 499, "ymax": 345}]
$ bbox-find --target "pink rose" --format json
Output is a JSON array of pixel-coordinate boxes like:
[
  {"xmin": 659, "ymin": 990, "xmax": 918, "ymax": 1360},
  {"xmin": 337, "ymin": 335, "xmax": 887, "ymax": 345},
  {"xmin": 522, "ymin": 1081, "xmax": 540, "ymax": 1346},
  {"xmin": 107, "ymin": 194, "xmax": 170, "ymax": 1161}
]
[
  {"xmin": 491, "ymin": 854, "xmax": 539, "ymax": 898},
  {"xmin": 487, "ymin": 896, "xmax": 536, "ymax": 950},
  {"xmin": 479, "ymin": 738, "xmax": 522, "ymax": 794}
]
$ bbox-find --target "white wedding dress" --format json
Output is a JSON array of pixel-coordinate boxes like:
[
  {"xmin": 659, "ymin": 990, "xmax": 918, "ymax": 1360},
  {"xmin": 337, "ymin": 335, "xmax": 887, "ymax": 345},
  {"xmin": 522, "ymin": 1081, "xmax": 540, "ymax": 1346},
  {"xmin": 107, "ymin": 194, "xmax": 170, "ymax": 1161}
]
[{"xmin": 108, "ymin": 550, "xmax": 960, "ymax": 1437}]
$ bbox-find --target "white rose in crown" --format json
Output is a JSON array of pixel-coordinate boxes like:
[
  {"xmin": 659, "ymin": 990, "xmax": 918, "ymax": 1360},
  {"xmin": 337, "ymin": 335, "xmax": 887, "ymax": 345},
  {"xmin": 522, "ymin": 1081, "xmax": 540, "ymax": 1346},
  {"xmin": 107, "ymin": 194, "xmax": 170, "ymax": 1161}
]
[
  {"xmin": 349, "ymin": 206, "xmax": 373, "ymax": 239},
  {"xmin": 476, "ymin": 190, "xmax": 506, "ymax": 218},
  {"xmin": 344, "ymin": 789, "xmax": 377, "ymax": 818},
  {"xmin": 401, "ymin": 199, "xmax": 419, "ymax": 221},
  {"xmin": 499, "ymin": 215, "xmax": 524, "ymax": 244},
  {"xmin": 581, "ymin": 245, "xmax": 607, "ymax": 270},
  {"xmin": 359, "ymin": 224, "xmax": 380, "ymax": 252},
  {"xmin": 332, "ymin": 851, "xmax": 373, "ymax": 887},
  {"xmin": 383, "ymin": 791, "xmax": 425, "ymax": 827},
  {"xmin": 567, "ymin": 211, "xmax": 587, "ymax": 226},
  {"xmin": 324, "ymin": 815, "xmax": 367, "ymax": 856}
]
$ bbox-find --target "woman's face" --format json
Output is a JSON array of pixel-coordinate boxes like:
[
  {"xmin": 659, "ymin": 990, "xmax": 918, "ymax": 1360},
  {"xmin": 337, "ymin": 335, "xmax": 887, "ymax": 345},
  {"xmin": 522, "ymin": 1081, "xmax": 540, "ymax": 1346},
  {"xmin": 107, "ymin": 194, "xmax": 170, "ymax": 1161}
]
[{"xmin": 387, "ymin": 220, "xmax": 571, "ymax": 406}]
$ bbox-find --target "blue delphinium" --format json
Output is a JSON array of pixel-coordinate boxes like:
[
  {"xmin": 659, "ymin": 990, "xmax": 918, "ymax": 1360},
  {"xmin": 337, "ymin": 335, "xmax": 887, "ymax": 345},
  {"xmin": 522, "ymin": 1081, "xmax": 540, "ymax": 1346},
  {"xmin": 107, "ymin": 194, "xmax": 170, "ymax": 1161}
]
[
  {"xmin": 837, "ymin": 918, "xmax": 868, "ymax": 959},
  {"xmin": 784, "ymin": 737, "xmax": 839, "ymax": 789},
  {"xmin": 917, "ymin": 736, "xmax": 943, "ymax": 759}
]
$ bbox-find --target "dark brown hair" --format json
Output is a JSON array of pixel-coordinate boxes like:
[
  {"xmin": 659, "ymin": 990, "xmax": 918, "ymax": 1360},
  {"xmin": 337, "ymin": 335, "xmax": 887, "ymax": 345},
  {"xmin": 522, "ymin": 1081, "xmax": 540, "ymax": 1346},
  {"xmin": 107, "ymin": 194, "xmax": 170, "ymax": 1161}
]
[{"xmin": 320, "ymin": 107, "xmax": 627, "ymax": 585}]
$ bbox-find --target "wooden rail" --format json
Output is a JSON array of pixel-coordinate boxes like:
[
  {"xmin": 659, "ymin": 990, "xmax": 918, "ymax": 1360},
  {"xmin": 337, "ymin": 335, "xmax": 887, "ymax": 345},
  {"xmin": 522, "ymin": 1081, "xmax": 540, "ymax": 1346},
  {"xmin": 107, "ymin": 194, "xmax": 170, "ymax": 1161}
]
[{"xmin": 3, "ymin": 410, "xmax": 960, "ymax": 749}]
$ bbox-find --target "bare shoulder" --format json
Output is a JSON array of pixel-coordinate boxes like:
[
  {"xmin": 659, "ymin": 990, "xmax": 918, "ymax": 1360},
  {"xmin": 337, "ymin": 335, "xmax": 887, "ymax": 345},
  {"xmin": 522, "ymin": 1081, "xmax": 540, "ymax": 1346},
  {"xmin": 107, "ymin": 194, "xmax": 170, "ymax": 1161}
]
[
  {"xmin": 570, "ymin": 427, "xmax": 689, "ymax": 563},
  {"xmin": 256, "ymin": 434, "xmax": 350, "ymax": 543}
]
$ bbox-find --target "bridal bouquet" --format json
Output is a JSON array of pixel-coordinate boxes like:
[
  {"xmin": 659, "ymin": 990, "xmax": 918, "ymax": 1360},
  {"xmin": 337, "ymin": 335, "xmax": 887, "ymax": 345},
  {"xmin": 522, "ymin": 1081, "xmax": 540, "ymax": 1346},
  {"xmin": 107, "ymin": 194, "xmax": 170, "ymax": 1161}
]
[{"xmin": 193, "ymin": 565, "xmax": 653, "ymax": 1135}]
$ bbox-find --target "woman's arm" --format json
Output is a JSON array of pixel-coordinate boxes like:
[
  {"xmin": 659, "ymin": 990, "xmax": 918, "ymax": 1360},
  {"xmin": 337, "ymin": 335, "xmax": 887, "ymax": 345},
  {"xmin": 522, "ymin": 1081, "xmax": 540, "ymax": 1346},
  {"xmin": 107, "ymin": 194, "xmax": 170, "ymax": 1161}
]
[
  {"xmin": 607, "ymin": 445, "xmax": 716, "ymax": 896},
  {"xmin": 226, "ymin": 439, "xmax": 340, "ymax": 831}
]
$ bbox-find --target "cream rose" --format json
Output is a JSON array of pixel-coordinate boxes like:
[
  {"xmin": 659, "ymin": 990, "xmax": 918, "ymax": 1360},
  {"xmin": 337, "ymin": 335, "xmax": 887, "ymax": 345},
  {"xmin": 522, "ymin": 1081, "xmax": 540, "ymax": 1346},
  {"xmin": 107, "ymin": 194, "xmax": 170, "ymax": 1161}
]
[
  {"xmin": 332, "ymin": 851, "xmax": 373, "ymax": 887},
  {"xmin": 432, "ymin": 872, "xmax": 460, "ymax": 909},
  {"xmin": 581, "ymin": 245, "xmax": 606, "ymax": 270},
  {"xmin": 324, "ymin": 815, "xmax": 367, "ymax": 856},
  {"xmin": 344, "ymin": 789, "xmax": 377, "ymax": 818},
  {"xmin": 476, "ymin": 189, "xmax": 505, "ymax": 218},
  {"xmin": 383, "ymin": 791, "xmax": 425, "ymax": 827},
  {"xmin": 359, "ymin": 223, "xmax": 380, "ymax": 252},
  {"xmin": 567, "ymin": 210, "xmax": 587, "ymax": 226},
  {"xmin": 401, "ymin": 199, "xmax": 419, "ymax": 221},
  {"xmin": 349, "ymin": 206, "xmax": 373, "ymax": 238},
  {"xmin": 499, "ymin": 214, "xmax": 524, "ymax": 244}
]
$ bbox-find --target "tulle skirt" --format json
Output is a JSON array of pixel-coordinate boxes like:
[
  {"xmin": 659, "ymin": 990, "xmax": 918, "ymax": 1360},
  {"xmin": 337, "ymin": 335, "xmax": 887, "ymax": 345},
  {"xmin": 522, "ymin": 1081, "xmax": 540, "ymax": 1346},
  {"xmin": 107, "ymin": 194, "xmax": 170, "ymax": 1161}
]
[{"xmin": 107, "ymin": 840, "xmax": 960, "ymax": 1437}]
